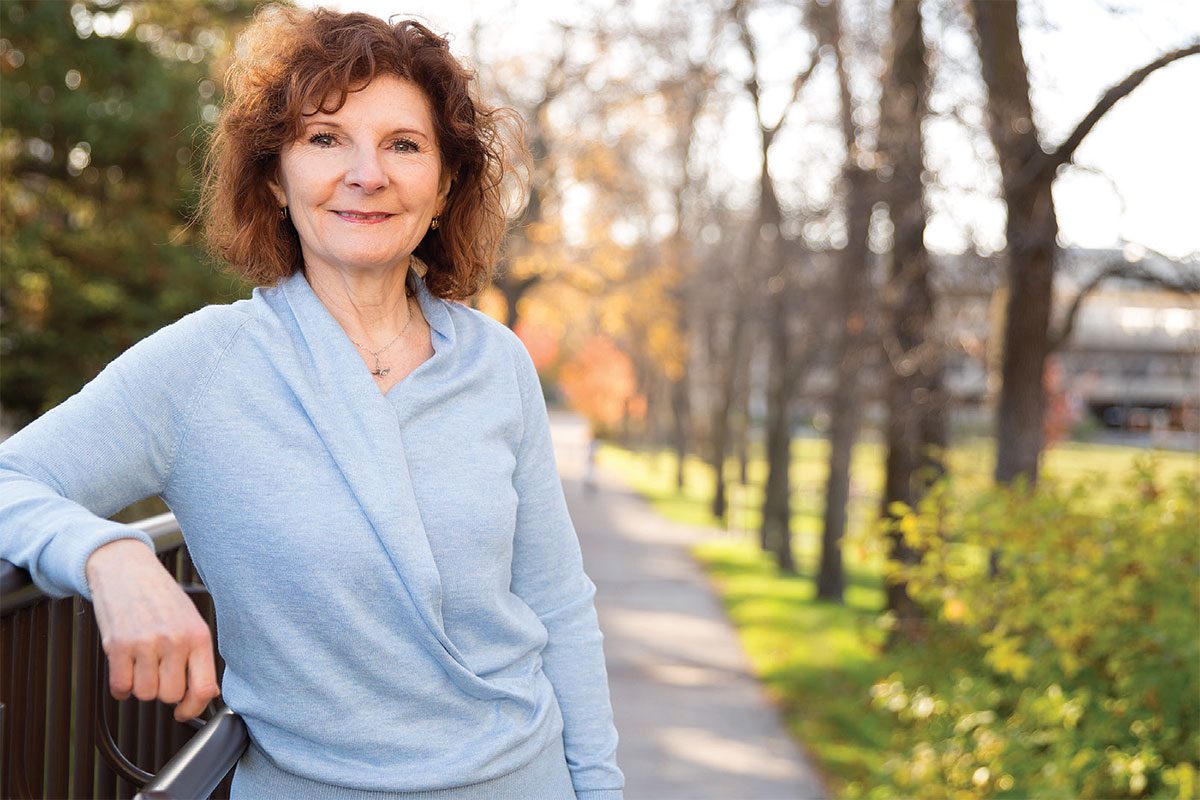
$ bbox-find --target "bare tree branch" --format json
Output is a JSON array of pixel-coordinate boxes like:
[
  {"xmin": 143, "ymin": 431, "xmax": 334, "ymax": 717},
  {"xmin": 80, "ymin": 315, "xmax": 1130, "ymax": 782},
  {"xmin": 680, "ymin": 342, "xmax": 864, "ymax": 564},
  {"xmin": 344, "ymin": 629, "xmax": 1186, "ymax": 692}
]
[
  {"xmin": 765, "ymin": 56, "xmax": 821, "ymax": 136},
  {"xmin": 731, "ymin": 0, "xmax": 818, "ymax": 137},
  {"xmin": 1021, "ymin": 40, "xmax": 1200, "ymax": 188},
  {"xmin": 732, "ymin": 0, "xmax": 765, "ymax": 105}
]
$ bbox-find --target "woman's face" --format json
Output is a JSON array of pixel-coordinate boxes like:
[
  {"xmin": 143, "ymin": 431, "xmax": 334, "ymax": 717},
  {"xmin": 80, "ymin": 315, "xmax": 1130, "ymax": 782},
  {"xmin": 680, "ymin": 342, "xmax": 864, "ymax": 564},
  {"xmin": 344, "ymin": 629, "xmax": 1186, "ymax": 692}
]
[{"xmin": 269, "ymin": 74, "xmax": 450, "ymax": 278}]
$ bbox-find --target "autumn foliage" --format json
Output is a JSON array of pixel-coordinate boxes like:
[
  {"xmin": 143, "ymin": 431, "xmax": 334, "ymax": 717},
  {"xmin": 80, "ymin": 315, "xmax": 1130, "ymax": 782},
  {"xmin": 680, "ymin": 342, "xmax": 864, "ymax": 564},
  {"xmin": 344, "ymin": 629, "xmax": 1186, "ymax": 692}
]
[
  {"xmin": 513, "ymin": 318, "xmax": 560, "ymax": 372},
  {"xmin": 558, "ymin": 335, "xmax": 644, "ymax": 433}
]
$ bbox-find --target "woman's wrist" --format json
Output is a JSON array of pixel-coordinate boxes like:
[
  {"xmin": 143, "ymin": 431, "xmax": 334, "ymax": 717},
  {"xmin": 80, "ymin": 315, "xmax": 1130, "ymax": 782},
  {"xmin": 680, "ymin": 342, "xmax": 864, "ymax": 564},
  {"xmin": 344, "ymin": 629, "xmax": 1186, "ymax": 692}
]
[{"xmin": 85, "ymin": 537, "xmax": 156, "ymax": 590}]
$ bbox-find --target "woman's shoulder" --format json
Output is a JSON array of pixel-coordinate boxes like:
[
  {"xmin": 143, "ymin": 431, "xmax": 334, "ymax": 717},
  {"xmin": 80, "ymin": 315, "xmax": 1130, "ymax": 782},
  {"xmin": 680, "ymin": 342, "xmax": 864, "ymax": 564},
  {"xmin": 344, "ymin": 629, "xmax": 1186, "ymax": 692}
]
[
  {"xmin": 440, "ymin": 300, "xmax": 535, "ymax": 375},
  {"xmin": 443, "ymin": 299, "xmax": 520, "ymax": 344},
  {"xmin": 103, "ymin": 299, "xmax": 260, "ymax": 389},
  {"xmin": 439, "ymin": 299, "xmax": 542, "ymax": 402},
  {"xmin": 146, "ymin": 299, "xmax": 259, "ymax": 354}
]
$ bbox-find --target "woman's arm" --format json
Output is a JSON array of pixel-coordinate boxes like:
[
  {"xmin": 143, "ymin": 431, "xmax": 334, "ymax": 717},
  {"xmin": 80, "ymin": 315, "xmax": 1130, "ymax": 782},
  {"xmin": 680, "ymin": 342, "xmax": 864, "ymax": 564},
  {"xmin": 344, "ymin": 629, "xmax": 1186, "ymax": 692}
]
[
  {"xmin": 0, "ymin": 306, "xmax": 248, "ymax": 718},
  {"xmin": 0, "ymin": 307, "xmax": 244, "ymax": 595},
  {"xmin": 506, "ymin": 337, "xmax": 625, "ymax": 800}
]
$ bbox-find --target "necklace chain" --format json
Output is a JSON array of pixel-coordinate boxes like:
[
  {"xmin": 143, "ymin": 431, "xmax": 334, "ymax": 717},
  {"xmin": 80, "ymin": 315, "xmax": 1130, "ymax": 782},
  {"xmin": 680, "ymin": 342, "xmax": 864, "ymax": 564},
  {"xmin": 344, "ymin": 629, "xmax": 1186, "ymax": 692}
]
[{"xmin": 350, "ymin": 293, "xmax": 417, "ymax": 378}]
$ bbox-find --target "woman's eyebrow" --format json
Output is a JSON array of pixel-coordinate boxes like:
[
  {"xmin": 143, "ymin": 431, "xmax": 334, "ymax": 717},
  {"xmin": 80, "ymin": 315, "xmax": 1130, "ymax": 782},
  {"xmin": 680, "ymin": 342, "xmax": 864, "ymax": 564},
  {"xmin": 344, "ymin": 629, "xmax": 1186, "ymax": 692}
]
[{"xmin": 301, "ymin": 119, "xmax": 429, "ymax": 139}]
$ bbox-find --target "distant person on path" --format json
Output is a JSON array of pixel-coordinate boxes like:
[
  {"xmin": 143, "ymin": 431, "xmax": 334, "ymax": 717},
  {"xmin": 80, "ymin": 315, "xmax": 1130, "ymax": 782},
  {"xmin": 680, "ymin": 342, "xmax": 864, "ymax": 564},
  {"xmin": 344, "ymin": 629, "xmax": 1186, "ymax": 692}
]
[
  {"xmin": 585, "ymin": 429, "xmax": 600, "ymax": 493},
  {"xmin": 0, "ymin": 7, "xmax": 623, "ymax": 799}
]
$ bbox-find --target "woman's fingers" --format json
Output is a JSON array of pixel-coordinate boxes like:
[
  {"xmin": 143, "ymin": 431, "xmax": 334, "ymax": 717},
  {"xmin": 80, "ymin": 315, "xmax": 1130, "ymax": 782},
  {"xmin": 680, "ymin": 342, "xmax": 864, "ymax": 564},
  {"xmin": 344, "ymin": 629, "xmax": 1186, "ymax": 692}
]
[
  {"xmin": 158, "ymin": 646, "xmax": 188, "ymax": 705},
  {"xmin": 175, "ymin": 638, "xmax": 220, "ymax": 722},
  {"xmin": 131, "ymin": 642, "xmax": 161, "ymax": 702},
  {"xmin": 107, "ymin": 648, "xmax": 135, "ymax": 701}
]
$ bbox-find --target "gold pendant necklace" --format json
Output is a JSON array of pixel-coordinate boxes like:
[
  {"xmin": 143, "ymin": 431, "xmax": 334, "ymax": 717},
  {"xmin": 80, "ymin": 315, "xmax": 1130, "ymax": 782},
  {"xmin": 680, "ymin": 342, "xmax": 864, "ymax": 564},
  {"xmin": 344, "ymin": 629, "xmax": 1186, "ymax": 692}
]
[{"xmin": 351, "ymin": 295, "xmax": 416, "ymax": 379}]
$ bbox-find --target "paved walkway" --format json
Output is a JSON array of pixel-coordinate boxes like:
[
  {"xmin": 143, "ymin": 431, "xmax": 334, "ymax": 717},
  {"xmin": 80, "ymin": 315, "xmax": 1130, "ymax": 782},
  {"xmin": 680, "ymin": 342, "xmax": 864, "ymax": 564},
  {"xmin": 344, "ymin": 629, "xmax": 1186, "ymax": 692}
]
[{"xmin": 549, "ymin": 411, "xmax": 828, "ymax": 800}]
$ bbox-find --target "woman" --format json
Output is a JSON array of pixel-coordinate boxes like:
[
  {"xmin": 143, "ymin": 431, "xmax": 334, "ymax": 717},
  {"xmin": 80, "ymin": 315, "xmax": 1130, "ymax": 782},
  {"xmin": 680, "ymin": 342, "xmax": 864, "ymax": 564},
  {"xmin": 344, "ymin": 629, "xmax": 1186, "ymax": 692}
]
[{"xmin": 0, "ymin": 7, "xmax": 624, "ymax": 799}]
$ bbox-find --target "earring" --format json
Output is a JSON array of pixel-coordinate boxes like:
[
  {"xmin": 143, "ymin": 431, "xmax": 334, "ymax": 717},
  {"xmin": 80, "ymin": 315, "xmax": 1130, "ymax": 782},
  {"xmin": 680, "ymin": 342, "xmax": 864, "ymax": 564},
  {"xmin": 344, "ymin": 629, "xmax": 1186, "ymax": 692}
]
[
  {"xmin": 430, "ymin": 215, "xmax": 440, "ymax": 230},
  {"xmin": 280, "ymin": 206, "xmax": 289, "ymax": 221}
]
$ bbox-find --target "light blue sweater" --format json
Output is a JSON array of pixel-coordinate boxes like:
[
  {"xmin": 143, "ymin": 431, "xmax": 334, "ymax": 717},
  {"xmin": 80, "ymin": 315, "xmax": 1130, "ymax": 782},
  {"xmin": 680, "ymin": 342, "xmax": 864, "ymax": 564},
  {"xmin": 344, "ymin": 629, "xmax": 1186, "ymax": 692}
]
[{"xmin": 0, "ymin": 268, "xmax": 625, "ymax": 799}]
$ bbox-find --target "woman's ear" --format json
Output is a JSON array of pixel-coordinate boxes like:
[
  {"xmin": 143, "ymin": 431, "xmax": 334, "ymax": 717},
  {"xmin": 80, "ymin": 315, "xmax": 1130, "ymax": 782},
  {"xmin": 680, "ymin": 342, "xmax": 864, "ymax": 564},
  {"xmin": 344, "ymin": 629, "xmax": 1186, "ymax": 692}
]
[
  {"xmin": 436, "ymin": 169, "xmax": 453, "ymax": 209},
  {"xmin": 268, "ymin": 176, "xmax": 287, "ymax": 209},
  {"xmin": 267, "ymin": 156, "xmax": 289, "ymax": 208}
]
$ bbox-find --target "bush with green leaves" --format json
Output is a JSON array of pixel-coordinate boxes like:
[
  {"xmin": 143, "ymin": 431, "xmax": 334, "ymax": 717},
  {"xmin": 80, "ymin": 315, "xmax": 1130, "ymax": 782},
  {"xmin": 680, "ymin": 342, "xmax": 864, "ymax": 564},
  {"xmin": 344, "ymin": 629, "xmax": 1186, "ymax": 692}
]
[{"xmin": 860, "ymin": 460, "xmax": 1198, "ymax": 799}]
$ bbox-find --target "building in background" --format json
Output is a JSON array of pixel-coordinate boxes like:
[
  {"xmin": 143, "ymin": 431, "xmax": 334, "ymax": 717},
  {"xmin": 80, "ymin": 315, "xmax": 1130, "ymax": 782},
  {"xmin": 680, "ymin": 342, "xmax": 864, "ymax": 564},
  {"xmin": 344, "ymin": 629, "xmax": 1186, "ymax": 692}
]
[{"xmin": 942, "ymin": 247, "xmax": 1200, "ymax": 435}]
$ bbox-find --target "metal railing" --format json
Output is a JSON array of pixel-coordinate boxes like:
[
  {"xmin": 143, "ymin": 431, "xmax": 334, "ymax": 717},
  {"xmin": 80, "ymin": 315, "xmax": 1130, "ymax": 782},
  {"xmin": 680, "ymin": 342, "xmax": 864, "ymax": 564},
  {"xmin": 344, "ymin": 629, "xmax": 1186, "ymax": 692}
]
[{"xmin": 1, "ymin": 513, "xmax": 248, "ymax": 799}]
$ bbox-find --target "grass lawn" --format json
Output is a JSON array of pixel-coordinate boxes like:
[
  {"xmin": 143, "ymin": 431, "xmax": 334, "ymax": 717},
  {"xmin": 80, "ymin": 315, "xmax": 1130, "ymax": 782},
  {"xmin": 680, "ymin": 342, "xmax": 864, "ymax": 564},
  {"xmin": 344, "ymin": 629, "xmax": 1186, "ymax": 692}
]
[{"xmin": 596, "ymin": 436, "xmax": 1198, "ymax": 797}]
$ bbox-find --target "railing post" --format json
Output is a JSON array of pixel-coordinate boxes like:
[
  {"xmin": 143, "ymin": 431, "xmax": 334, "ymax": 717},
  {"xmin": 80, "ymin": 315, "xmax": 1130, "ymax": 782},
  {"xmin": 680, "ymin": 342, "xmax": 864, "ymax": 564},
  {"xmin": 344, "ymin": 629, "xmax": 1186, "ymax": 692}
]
[
  {"xmin": 28, "ymin": 602, "xmax": 49, "ymax": 798},
  {"xmin": 71, "ymin": 600, "xmax": 98, "ymax": 800},
  {"xmin": 9, "ymin": 607, "xmax": 32, "ymax": 798},
  {"xmin": 1, "ymin": 622, "xmax": 10, "ymax": 798},
  {"xmin": 0, "ymin": 701, "xmax": 5, "ymax": 798},
  {"xmin": 46, "ymin": 598, "xmax": 74, "ymax": 798}
]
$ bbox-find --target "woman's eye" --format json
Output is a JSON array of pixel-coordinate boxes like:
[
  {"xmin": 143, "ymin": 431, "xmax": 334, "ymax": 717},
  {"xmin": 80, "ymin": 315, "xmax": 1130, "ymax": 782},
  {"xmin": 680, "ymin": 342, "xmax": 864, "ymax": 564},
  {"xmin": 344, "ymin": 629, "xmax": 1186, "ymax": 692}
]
[{"xmin": 306, "ymin": 133, "xmax": 418, "ymax": 152}]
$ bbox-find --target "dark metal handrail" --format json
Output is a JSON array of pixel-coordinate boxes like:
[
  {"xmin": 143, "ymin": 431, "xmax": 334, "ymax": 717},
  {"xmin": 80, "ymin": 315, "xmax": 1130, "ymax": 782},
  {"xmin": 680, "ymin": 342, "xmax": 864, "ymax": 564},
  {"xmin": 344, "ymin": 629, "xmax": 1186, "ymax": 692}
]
[
  {"xmin": 134, "ymin": 706, "xmax": 248, "ymax": 800},
  {"xmin": 1, "ymin": 512, "xmax": 249, "ymax": 799}
]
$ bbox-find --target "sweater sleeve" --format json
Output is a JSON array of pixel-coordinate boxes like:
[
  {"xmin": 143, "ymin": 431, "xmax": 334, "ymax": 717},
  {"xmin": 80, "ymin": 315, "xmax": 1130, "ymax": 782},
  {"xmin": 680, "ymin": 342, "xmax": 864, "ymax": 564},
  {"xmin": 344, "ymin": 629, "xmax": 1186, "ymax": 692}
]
[
  {"xmin": 0, "ymin": 307, "xmax": 248, "ymax": 600},
  {"xmin": 506, "ymin": 337, "xmax": 625, "ymax": 800}
]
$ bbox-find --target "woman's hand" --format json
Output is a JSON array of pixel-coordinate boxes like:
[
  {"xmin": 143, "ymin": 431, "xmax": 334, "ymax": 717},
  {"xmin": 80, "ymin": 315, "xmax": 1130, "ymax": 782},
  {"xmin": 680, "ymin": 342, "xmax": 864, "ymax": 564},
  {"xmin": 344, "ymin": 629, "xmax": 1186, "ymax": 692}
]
[{"xmin": 85, "ymin": 539, "xmax": 221, "ymax": 722}]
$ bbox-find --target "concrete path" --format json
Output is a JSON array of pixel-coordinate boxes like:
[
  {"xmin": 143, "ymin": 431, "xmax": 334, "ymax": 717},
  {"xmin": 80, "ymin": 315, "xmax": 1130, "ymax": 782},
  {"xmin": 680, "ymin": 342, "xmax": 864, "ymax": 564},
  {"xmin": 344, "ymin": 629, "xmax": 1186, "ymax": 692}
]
[{"xmin": 549, "ymin": 411, "xmax": 828, "ymax": 800}]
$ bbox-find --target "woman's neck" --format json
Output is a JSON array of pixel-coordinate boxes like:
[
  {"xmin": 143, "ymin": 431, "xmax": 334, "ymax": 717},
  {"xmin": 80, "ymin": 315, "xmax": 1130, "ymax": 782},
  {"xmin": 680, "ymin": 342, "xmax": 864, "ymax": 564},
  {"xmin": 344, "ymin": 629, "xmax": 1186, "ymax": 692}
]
[{"xmin": 303, "ymin": 261, "xmax": 419, "ymax": 344}]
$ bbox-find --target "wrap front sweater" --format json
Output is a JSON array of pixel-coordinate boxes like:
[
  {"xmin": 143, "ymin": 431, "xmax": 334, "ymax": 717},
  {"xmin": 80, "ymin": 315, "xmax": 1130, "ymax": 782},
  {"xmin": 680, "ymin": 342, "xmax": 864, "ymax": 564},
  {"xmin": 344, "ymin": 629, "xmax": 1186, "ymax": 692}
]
[{"xmin": 0, "ymin": 267, "xmax": 625, "ymax": 799}]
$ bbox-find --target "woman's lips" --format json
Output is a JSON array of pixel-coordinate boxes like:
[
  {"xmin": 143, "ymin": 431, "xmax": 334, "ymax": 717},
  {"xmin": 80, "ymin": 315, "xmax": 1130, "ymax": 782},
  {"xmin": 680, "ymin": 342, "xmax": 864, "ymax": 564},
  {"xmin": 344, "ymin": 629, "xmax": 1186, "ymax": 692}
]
[{"xmin": 333, "ymin": 210, "xmax": 394, "ymax": 224}]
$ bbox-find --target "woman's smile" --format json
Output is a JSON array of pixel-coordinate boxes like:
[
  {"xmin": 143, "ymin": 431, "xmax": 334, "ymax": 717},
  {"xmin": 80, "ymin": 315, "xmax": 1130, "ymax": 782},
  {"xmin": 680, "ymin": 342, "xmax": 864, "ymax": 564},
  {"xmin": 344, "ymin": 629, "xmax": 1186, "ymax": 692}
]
[{"xmin": 332, "ymin": 210, "xmax": 395, "ymax": 224}]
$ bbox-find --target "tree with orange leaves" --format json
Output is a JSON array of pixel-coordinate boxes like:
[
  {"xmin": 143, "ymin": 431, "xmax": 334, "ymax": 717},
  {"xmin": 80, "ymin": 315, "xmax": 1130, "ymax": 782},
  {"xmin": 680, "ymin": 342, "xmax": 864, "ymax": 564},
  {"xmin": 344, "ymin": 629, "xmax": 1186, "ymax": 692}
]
[{"xmin": 558, "ymin": 336, "xmax": 644, "ymax": 435}]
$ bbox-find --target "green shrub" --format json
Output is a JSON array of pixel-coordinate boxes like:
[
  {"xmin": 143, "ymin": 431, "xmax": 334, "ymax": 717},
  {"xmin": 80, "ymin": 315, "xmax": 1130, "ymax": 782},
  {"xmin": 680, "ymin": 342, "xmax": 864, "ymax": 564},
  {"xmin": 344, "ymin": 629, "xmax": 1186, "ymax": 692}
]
[{"xmin": 861, "ymin": 460, "xmax": 1199, "ymax": 799}]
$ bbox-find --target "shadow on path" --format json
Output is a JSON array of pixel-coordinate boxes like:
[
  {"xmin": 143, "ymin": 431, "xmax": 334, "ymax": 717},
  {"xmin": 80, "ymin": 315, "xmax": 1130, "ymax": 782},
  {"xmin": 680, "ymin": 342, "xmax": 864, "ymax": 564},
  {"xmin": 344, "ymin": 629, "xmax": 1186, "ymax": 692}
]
[{"xmin": 550, "ymin": 411, "xmax": 828, "ymax": 800}]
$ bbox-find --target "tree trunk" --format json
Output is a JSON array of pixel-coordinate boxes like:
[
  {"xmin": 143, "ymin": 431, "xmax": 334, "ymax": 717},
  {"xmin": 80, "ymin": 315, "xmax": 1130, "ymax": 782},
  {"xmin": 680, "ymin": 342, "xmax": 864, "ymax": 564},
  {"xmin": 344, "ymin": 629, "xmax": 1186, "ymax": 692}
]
[
  {"xmin": 761, "ymin": 273, "xmax": 798, "ymax": 574},
  {"xmin": 755, "ymin": 132, "xmax": 793, "ymax": 573},
  {"xmin": 817, "ymin": 167, "xmax": 873, "ymax": 603},
  {"xmin": 669, "ymin": 277, "xmax": 693, "ymax": 493},
  {"xmin": 495, "ymin": 273, "xmax": 541, "ymax": 331},
  {"xmin": 708, "ymin": 300, "xmax": 746, "ymax": 523},
  {"xmin": 636, "ymin": 360, "xmax": 656, "ymax": 448},
  {"xmin": 816, "ymin": 0, "xmax": 874, "ymax": 603},
  {"xmin": 664, "ymin": 66, "xmax": 710, "ymax": 495},
  {"xmin": 878, "ymin": 0, "xmax": 937, "ymax": 640},
  {"xmin": 670, "ymin": 369, "xmax": 691, "ymax": 491},
  {"xmin": 968, "ymin": 0, "xmax": 1061, "ymax": 486},
  {"xmin": 735, "ymin": 337, "xmax": 753, "ymax": 487}
]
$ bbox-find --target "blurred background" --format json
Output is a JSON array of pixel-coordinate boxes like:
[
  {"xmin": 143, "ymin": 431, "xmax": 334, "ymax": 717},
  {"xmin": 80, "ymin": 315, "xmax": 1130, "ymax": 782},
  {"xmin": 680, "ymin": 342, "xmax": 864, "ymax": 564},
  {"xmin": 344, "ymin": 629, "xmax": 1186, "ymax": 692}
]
[{"xmin": 1, "ymin": 0, "xmax": 1198, "ymax": 797}]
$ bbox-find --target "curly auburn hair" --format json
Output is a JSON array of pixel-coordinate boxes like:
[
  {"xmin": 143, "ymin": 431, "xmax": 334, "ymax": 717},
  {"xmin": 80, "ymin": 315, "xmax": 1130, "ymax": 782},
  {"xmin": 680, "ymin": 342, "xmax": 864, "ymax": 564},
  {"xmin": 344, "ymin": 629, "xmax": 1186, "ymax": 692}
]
[{"xmin": 198, "ymin": 5, "xmax": 525, "ymax": 300}]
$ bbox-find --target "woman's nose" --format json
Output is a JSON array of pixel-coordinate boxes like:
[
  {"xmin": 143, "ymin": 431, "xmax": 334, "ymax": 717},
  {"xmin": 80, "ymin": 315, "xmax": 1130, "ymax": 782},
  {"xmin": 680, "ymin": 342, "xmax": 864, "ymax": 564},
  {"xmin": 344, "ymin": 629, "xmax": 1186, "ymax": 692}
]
[{"xmin": 344, "ymin": 148, "xmax": 387, "ymax": 192}]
